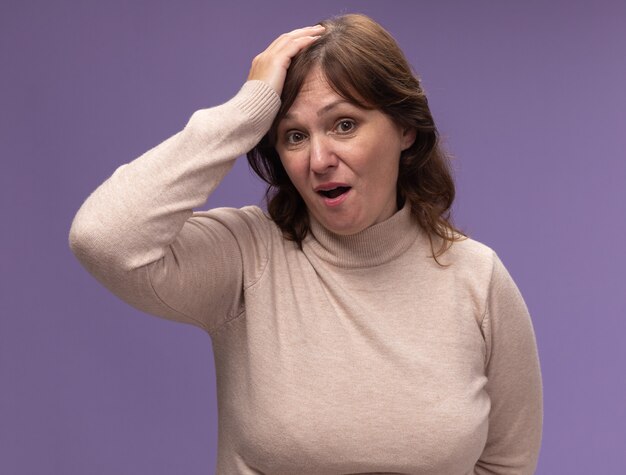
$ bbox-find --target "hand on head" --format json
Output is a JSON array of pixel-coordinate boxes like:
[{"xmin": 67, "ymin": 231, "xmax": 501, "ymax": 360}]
[{"xmin": 247, "ymin": 25, "xmax": 325, "ymax": 96}]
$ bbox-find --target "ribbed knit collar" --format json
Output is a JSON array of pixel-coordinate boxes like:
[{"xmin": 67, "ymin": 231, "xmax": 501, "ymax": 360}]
[{"xmin": 304, "ymin": 204, "xmax": 421, "ymax": 268}]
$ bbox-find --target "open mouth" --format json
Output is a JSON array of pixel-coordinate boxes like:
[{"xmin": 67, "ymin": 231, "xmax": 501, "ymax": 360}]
[{"xmin": 318, "ymin": 186, "xmax": 351, "ymax": 199}]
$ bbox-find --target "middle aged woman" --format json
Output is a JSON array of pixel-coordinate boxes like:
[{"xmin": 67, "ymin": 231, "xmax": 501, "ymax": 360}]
[{"xmin": 69, "ymin": 13, "xmax": 543, "ymax": 475}]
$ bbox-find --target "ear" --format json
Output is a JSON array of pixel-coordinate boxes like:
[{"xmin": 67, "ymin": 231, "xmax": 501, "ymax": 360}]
[{"xmin": 401, "ymin": 127, "xmax": 417, "ymax": 151}]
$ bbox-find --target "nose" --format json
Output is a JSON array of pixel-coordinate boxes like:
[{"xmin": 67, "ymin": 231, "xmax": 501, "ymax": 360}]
[{"xmin": 309, "ymin": 134, "xmax": 338, "ymax": 174}]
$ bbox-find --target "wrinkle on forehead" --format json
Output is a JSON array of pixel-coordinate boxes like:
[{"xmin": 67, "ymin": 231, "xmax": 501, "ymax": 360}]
[
  {"xmin": 295, "ymin": 65, "xmax": 329, "ymax": 95},
  {"xmin": 282, "ymin": 68, "xmax": 343, "ymax": 121},
  {"xmin": 301, "ymin": 63, "xmax": 373, "ymax": 112}
]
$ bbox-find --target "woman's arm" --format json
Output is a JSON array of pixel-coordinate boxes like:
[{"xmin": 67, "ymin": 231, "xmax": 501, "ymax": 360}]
[
  {"xmin": 474, "ymin": 253, "xmax": 543, "ymax": 474},
  {"xmin": 69, "ymin": 25, "xmax": 325, "ymax": 332},
  {"xmin": 68, "ymin": 81, "xmax": 280, "ymax": 331}
]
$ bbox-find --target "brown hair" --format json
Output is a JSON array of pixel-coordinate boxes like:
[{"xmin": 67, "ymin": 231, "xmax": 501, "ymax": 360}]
[{"xmin": 247, "ymin": 13, "xmax": 466, "ymax": 263}]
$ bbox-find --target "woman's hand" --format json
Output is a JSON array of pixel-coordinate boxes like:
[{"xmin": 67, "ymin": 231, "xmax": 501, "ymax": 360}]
[{"xmin": 247, "ymin": 24, "xmax": 325, "ymax": 96}]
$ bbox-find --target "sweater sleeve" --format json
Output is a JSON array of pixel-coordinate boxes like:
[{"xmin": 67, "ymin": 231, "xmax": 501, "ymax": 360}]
[
  {"xmin": 474, "ymin": 253, "xmax": 543, "ymax": 474},
  {"xmin": 68, "ymin": 80, "xmax": 281, "ymax": 333}
]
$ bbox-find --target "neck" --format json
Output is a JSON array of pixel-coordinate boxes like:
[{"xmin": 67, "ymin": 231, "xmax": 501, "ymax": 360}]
[{"xmin": 304, "ymin": 203, "xmax": 420, "ymax": 268}]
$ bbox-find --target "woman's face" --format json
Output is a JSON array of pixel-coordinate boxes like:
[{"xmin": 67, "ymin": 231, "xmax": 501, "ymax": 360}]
[{"xmin": 275, "ymin": 66, "xmax": 416, "ymax": 235}]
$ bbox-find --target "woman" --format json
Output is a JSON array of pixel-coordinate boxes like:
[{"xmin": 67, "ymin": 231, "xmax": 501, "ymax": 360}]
[{"xmin": 69, "ymin": 13, "xmax": 542, "ymax": 475}]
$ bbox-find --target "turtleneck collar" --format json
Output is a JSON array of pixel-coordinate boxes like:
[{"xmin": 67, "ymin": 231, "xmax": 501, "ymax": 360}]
[{"xmin": 303, "ymin": 203, "xmax": 421, "ymax": 269}]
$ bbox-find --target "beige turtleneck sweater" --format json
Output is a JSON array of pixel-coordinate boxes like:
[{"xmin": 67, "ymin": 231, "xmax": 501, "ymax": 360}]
[{"xmin": 69, "ymin": 81, "xmax": 543, "ymax": 474}]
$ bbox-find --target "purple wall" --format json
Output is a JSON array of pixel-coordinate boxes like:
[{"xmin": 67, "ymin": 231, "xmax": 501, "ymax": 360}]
[{"xmin": 2, "ymin": 1, "xmax": 625, "ymax": 473}]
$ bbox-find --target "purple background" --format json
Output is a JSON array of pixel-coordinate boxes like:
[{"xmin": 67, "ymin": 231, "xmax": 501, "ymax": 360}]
[{"xmin": 2, "ymin": 1, "xmax": 625, "ymax": 473}]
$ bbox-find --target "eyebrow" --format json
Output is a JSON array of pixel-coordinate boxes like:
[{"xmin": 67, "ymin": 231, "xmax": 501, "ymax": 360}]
[{"xmin": 282, "ymin": 99, "xmax": 352, "ymax": 121}]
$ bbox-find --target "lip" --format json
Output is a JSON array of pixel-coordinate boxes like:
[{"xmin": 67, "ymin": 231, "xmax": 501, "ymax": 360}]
[
  {"xmin": 313, "ymin": 182, "xmax": 351, "ymax": 192},
  {"xmin": 313, "ymin": 182, "xmax": 352, "ymax": 208},
  {"xmin": 321, "ymin": 188, "xmax": 350, "ymax": 207}
]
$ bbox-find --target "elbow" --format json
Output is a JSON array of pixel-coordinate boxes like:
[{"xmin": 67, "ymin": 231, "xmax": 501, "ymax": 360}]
[
  {"xmin": 68, "ymin": 208, "xmax": 108, "ymax": 270},
  {"xmin": 68, "ymin": 213, "xmax": 85, "ymax": 256},
  {"xmin": 68, "ymin": 206, "xmax": 155, "ymax": 276},
  {"xmin": 69, "ymin": 215, "xmax": 92, "ymax": 269}
]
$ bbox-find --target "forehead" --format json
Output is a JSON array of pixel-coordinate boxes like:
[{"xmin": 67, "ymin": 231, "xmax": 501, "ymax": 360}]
[
  {"xmin": 290, "ymin": 67, "xmax": 341, "ymax": 109},
  {"xmin": 282, "ymin": 67, "xmax": 365, "ymax": 125}
]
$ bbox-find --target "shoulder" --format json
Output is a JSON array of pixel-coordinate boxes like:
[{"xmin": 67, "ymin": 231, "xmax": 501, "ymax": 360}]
[
  {"xmin": 442, "ymin": 235, "xmax": 498, "ymax": 280},
  {"xmin": 447, "ymin": 236, "xmax": 520, "ymax": 291},
  {"xmin": 443, "ymin": 235, "xmax": 523, "ymax": 301},
  {"xmin": 443, "ymin": 235, "xmax": 527, "ymax": 318},
  {"xmin": 187, "ymin": 205, "xmax": 285, "ymax": 287},
  {"xmin": 191, "ymin": 204, "xmax": 293, "ymax": 252},
  {"xmin": 189, "ymin": 205, "xmax": 282, "ymax": 247},
  {"xmin": 432, "ymin": 236, "xmax": 504, "ymax": 319},
  {"xmin": 199, "ymin": 204, "xmax": 269, "ymax": 229}
]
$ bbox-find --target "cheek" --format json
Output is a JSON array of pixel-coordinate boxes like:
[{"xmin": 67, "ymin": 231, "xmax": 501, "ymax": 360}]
[
  {"xmin": 278, "ymin": 154, "xmax": 308, "ymax": 188},
  {"xmin": 363, "ymin": 141, "xmax": 401, "ymax": 178},
  {"xmin": 362, "ymin": 147, "xmax": 401, "ymax": 197}
]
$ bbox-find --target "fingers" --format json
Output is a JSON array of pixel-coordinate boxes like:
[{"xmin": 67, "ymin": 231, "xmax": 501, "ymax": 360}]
[
  {"xmin": 266, "ymin": 24, "xmax": 325, "ymax": 50},
  {"xmin": 248, "ymin": 24, "xmax": 325, "ymax": 96},
  {"xmin": 261, "ymin": 24, "xmax": 325, "ymax": 68}
]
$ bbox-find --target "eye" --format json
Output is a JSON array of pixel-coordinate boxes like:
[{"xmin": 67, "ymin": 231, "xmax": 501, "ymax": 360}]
[
  {"xmin": 335, "ymin": 119, "xmax": 356, "ymax": 134},
  {"xmin": 285, "ymin": 131, "xmax": 306, "ymax": 145}
]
